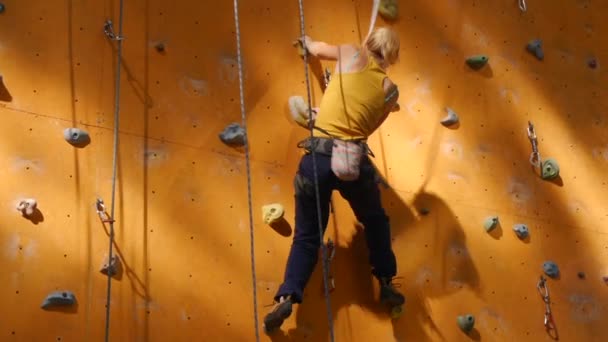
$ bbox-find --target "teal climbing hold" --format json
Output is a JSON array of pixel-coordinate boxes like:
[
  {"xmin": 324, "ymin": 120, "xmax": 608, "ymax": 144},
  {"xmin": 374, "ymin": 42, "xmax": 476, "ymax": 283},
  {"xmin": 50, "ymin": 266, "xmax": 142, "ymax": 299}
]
[
  {"xmin": 541, "ymin": 158, "xmax": 559, "ymax": 180},
  {"xmin": 484, "ymin": 216, "xmax": 499, "ymax": 232},
  {"xmin": 457, "ymin": 314, "xmax": 475, "ymax": 334},
  {"xmin": 526, "ymin": 39, "xmax": 544, "ymax": 60},
  {"xmin": 465, "ymin": 55, "xmax": 489, "ymax": 69}
]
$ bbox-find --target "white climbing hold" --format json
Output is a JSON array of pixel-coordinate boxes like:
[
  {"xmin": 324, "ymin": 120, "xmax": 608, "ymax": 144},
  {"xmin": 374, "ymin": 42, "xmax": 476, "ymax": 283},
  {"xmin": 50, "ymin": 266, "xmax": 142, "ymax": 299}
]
[
  {"xmin": 16, "ymin": 198, "xmax": 37, "ymax": 217},
  {"xmin": 441, "ymin": 107, "xmax": 459, "ymax": 127},
  {"xmin": 288, "ymin": 95, "xmax": 315, "ymax": 128},
  {"xmin": 262, "ymin": 203, "xmax": 285, "ymax": 225}
]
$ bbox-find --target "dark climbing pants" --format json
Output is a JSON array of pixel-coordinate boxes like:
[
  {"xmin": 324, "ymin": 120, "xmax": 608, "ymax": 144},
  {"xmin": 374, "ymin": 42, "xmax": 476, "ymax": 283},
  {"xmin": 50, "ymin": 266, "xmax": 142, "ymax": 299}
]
[{"xmin": 275, "ymin": 150, "xmax": 397, "ymax": 304}]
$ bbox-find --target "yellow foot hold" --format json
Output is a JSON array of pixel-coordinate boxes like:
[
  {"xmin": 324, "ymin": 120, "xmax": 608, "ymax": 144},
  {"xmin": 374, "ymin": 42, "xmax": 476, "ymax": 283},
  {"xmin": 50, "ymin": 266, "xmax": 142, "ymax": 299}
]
[
  {"xmin": 262, "ymin": 203, "xmax": 285, "ymax": 225},
  {"xmin": 379, "ymin": 0, "xmax": 398, "ymax": 21},
  {"xmin": 390, "ymin": 305, "xmax": 403, "ymax": 319}
]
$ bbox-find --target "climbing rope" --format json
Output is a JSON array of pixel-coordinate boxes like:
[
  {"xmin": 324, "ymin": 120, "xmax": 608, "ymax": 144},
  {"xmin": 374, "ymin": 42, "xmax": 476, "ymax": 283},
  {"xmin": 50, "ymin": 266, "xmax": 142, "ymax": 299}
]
[
  {"xmin": 296, "ymin": 0, "xmax": 335, "ymax": 341},
  {"xmin": 101, "ymin": 0, "xmax": 125, "ymax": 340},
  {"xmin": 519, "ymin": 0, "xmax": 527, "ymax": 12},
  {"xmin": 232, "ymin": 1, "xmax": 261, "ymax": 341}
]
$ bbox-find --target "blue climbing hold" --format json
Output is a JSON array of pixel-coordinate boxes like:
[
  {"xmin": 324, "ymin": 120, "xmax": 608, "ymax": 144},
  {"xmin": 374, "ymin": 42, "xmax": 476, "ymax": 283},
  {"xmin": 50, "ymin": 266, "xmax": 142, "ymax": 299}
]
[
  {"xmin": 219, "ymin": 123, "xmax": 246, "ymax": 146},
  {"xmin": 513, "ymin": 223, "xmax": 529, "ymax": 239},
  {"xmin": 41, "ymin": 291, "xmax": 77, "ymax": 309},
  {"xmin": 543, "ymin": 261, "xmax": 560, "ymax": 279},
  {"xmin": 63, "ymin": 128, "xmax": 91, "ymax": 147},
  {"xmin": 526, "ymin": 39, "xmax": 544, "ymax": 60}
]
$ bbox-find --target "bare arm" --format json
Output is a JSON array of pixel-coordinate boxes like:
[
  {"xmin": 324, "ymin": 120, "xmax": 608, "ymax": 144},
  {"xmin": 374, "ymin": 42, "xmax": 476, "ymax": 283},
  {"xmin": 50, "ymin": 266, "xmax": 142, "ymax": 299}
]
[{"xmin": 301, "ymin": 36, "xmax": 357, "ymax": 61}]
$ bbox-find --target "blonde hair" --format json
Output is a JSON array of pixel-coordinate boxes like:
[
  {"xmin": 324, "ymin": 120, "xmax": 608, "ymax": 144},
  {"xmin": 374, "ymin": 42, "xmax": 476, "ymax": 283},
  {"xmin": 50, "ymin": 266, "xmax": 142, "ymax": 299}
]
[{"xmin": 365, "ymin": 27, "xmax": 400, "ymax": 66}]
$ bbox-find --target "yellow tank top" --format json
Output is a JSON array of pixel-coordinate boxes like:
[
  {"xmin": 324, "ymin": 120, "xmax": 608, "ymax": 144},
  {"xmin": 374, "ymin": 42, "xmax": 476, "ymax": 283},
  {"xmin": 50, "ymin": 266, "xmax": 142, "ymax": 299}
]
[{"xmin": 313, "ymin": 53, "xmax": 387, "ymax": 141}]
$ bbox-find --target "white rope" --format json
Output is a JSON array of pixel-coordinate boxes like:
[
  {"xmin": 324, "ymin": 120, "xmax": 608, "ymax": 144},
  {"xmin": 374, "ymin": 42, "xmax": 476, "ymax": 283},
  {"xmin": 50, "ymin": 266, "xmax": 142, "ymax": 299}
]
[
  {"xmin": 366, "ymin": 0, "xmax": 381, "ymax": 40},
  {"xmin": 102, "ymin": 0, "xmax": 125, "ymax": 340},
  {"xmin": 232, "ymin": 0, "xmax": 261, "ymax": 341},
  {"xmin": 519, "ymin": 0, "xmax": 527, "ymax": 12},
  {"xmin": 297, "ymin": 0, "xmax": 335, "ymax": 340}
]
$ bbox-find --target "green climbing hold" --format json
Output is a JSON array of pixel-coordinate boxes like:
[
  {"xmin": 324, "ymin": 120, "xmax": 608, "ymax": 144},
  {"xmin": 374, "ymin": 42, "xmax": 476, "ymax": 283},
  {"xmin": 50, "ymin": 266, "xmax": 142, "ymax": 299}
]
[
  {"xmin": 541, "ymin": 158, "xmax": 559, "ymax": 180},
  {"xmin": 457, "ymin": 314, "xmax": 475, "ymax": 334},
  {"xmin": 466, "ymin": 55, "xmax": 489, "ymax": 69},
  {"xmin": 484, "ymin": 216, "xmax": 499, "ymax": 232},
  {"xmin": 379, "ymin": 0, "xmax": 398, "ymax": 20}
]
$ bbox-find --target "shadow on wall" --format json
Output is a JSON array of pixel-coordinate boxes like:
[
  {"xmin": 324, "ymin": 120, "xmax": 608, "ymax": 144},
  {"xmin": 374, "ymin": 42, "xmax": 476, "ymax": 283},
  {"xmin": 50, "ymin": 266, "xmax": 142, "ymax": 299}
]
[
  {"xmin": 265, "ymin": 182, "xmax": 480, "ymax": 341},
  {"xmin": 0, "ymin": 77, "xmax": 13, "ymax": 102}
]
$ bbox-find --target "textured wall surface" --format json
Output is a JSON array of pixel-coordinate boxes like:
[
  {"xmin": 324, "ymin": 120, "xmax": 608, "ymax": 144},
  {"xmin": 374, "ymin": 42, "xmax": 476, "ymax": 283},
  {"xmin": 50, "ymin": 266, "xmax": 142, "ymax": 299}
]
[{"xmin": 1, "ymin": 0, "xmax": 607, "ymax": 341}]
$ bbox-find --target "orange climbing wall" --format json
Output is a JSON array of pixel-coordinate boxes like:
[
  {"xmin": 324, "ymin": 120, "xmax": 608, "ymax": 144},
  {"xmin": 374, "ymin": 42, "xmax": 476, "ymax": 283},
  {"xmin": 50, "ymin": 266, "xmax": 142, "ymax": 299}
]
[{"xmin": 1, "ymin": 0, "xmax": 607, "ymax": 341}]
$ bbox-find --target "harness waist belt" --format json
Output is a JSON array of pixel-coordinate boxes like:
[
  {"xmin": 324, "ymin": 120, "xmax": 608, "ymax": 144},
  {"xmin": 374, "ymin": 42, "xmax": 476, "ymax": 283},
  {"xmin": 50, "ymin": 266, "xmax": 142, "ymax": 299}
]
[{"xmin": 297, "ymin": 137, "xmax": 375, "ymax": 157}]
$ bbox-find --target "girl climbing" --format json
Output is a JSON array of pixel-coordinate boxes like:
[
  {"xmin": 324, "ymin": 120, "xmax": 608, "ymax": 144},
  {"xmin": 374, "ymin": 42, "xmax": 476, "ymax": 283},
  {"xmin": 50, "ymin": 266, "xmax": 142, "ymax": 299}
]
[{"xmin": 264, "ymin": 26, "xmax": 404, "ymax": 333}]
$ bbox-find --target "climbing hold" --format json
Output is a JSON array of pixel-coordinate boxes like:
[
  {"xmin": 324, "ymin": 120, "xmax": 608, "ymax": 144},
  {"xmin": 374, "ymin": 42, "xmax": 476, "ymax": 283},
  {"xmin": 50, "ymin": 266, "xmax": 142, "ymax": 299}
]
[
  {"xmin": 543, "ymin": 261, "xmax": 560, "ymax": 278},
  {"xmin": 390, "ymin": 305, "xmax": 403, "ymax": 319},
  {"xmin": 418, "ymin": 207, "xmax": 430, "ymax": 216},
  {"xmin": 292, "ymin": 39, "xmax": 307, "ymax": 57},
  {"xmin": 155, "ymin": 42, "xmax": 166, "ymax": 53},
  {"xmin": 440, "ymin": 107, "xmax": 459, "ymax": 127},
  {"xmin": 288, "ymin": 95, "xmax": 312, "ymax": 128},
  {"xmin": 63, "ymin": 128, "xmax": 91, "ymax": 147},
  {"xmin": 41, "ymin": 291, "xmax": 77, "ymax": 309},
  {"xmin": 262, "ymin": 203, "xmax": 285, "ymax": 225},
  {"xmin": 100, "ymin": 255, "xmax": 121, "ymax": 277},
  {"xmin": 16, "ymin": 198, "xmax": 37, "ymax": 217},
  {"xmin": 526, "ymin": 39, "xmax": 544, "ymax": 60},
  {"xmin": 484, "ymin": 216, "xmax": 499, "ymax": 232},
  {"xmin": 465, "ymin": 55, "xmax": 489, "ymax": 70},
  {"xmin": 378, "ymin": 0, "xmax": 398, "ymax": 20},
  {"xmin": 457, "ymin": 314, "xmax": 475, "ymax": 334},
  {"xmin": 602, "ymin": 276, "xmax": 608, "ymax": 285},
  {"xmin": 0, "ymin": 3, "xmax": 5, "ymax": 13},
  {"xmin": 541, "ymin": 158, "xmax": 559, "ymax": 180},
  {"xmin": 588, "ymin": 58, "xmax": 598, "ymax": 69},
  {"xmin": 513, "ymin": 223, "xmax": 529, "ymax": 239},
  {"xmin": 577, "ymin": 271, "xmax": 586, "ymax": 280},
  {"xmin": 219, "ymin": 123, "xmax": 246, "ymax": 147}
]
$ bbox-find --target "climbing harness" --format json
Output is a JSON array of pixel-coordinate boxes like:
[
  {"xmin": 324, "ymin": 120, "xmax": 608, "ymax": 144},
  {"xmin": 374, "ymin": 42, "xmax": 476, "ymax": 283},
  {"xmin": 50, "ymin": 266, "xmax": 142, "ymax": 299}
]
[
  {"xmin": 519, "ymin": 0, "xmax": 527, "ymax": 12},
  {"xmin": 537, "ymin": 276, "xmax": 559, "ymax": 340},
  {"xmin": 101, "ymin": 3, "xmax": 124, "ymax": 341},
  {"xmin": 527, "ymin": 121, "xmax": 542, "ymax": 168},
  {"xmin": 232, "ymin": 0, "xmax": 261, "ymax": 341}
]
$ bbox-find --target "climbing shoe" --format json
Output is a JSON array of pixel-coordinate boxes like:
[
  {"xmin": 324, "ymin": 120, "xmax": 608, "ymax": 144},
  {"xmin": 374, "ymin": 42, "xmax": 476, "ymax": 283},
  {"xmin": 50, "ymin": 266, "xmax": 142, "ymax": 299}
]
[
  {"xmin": 263, "ymin": 296, "xmax": 293, "ymax": 333},
  {"xmin": 379, "ymin": 277, "xmax": 405, "ymax": 307}
]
